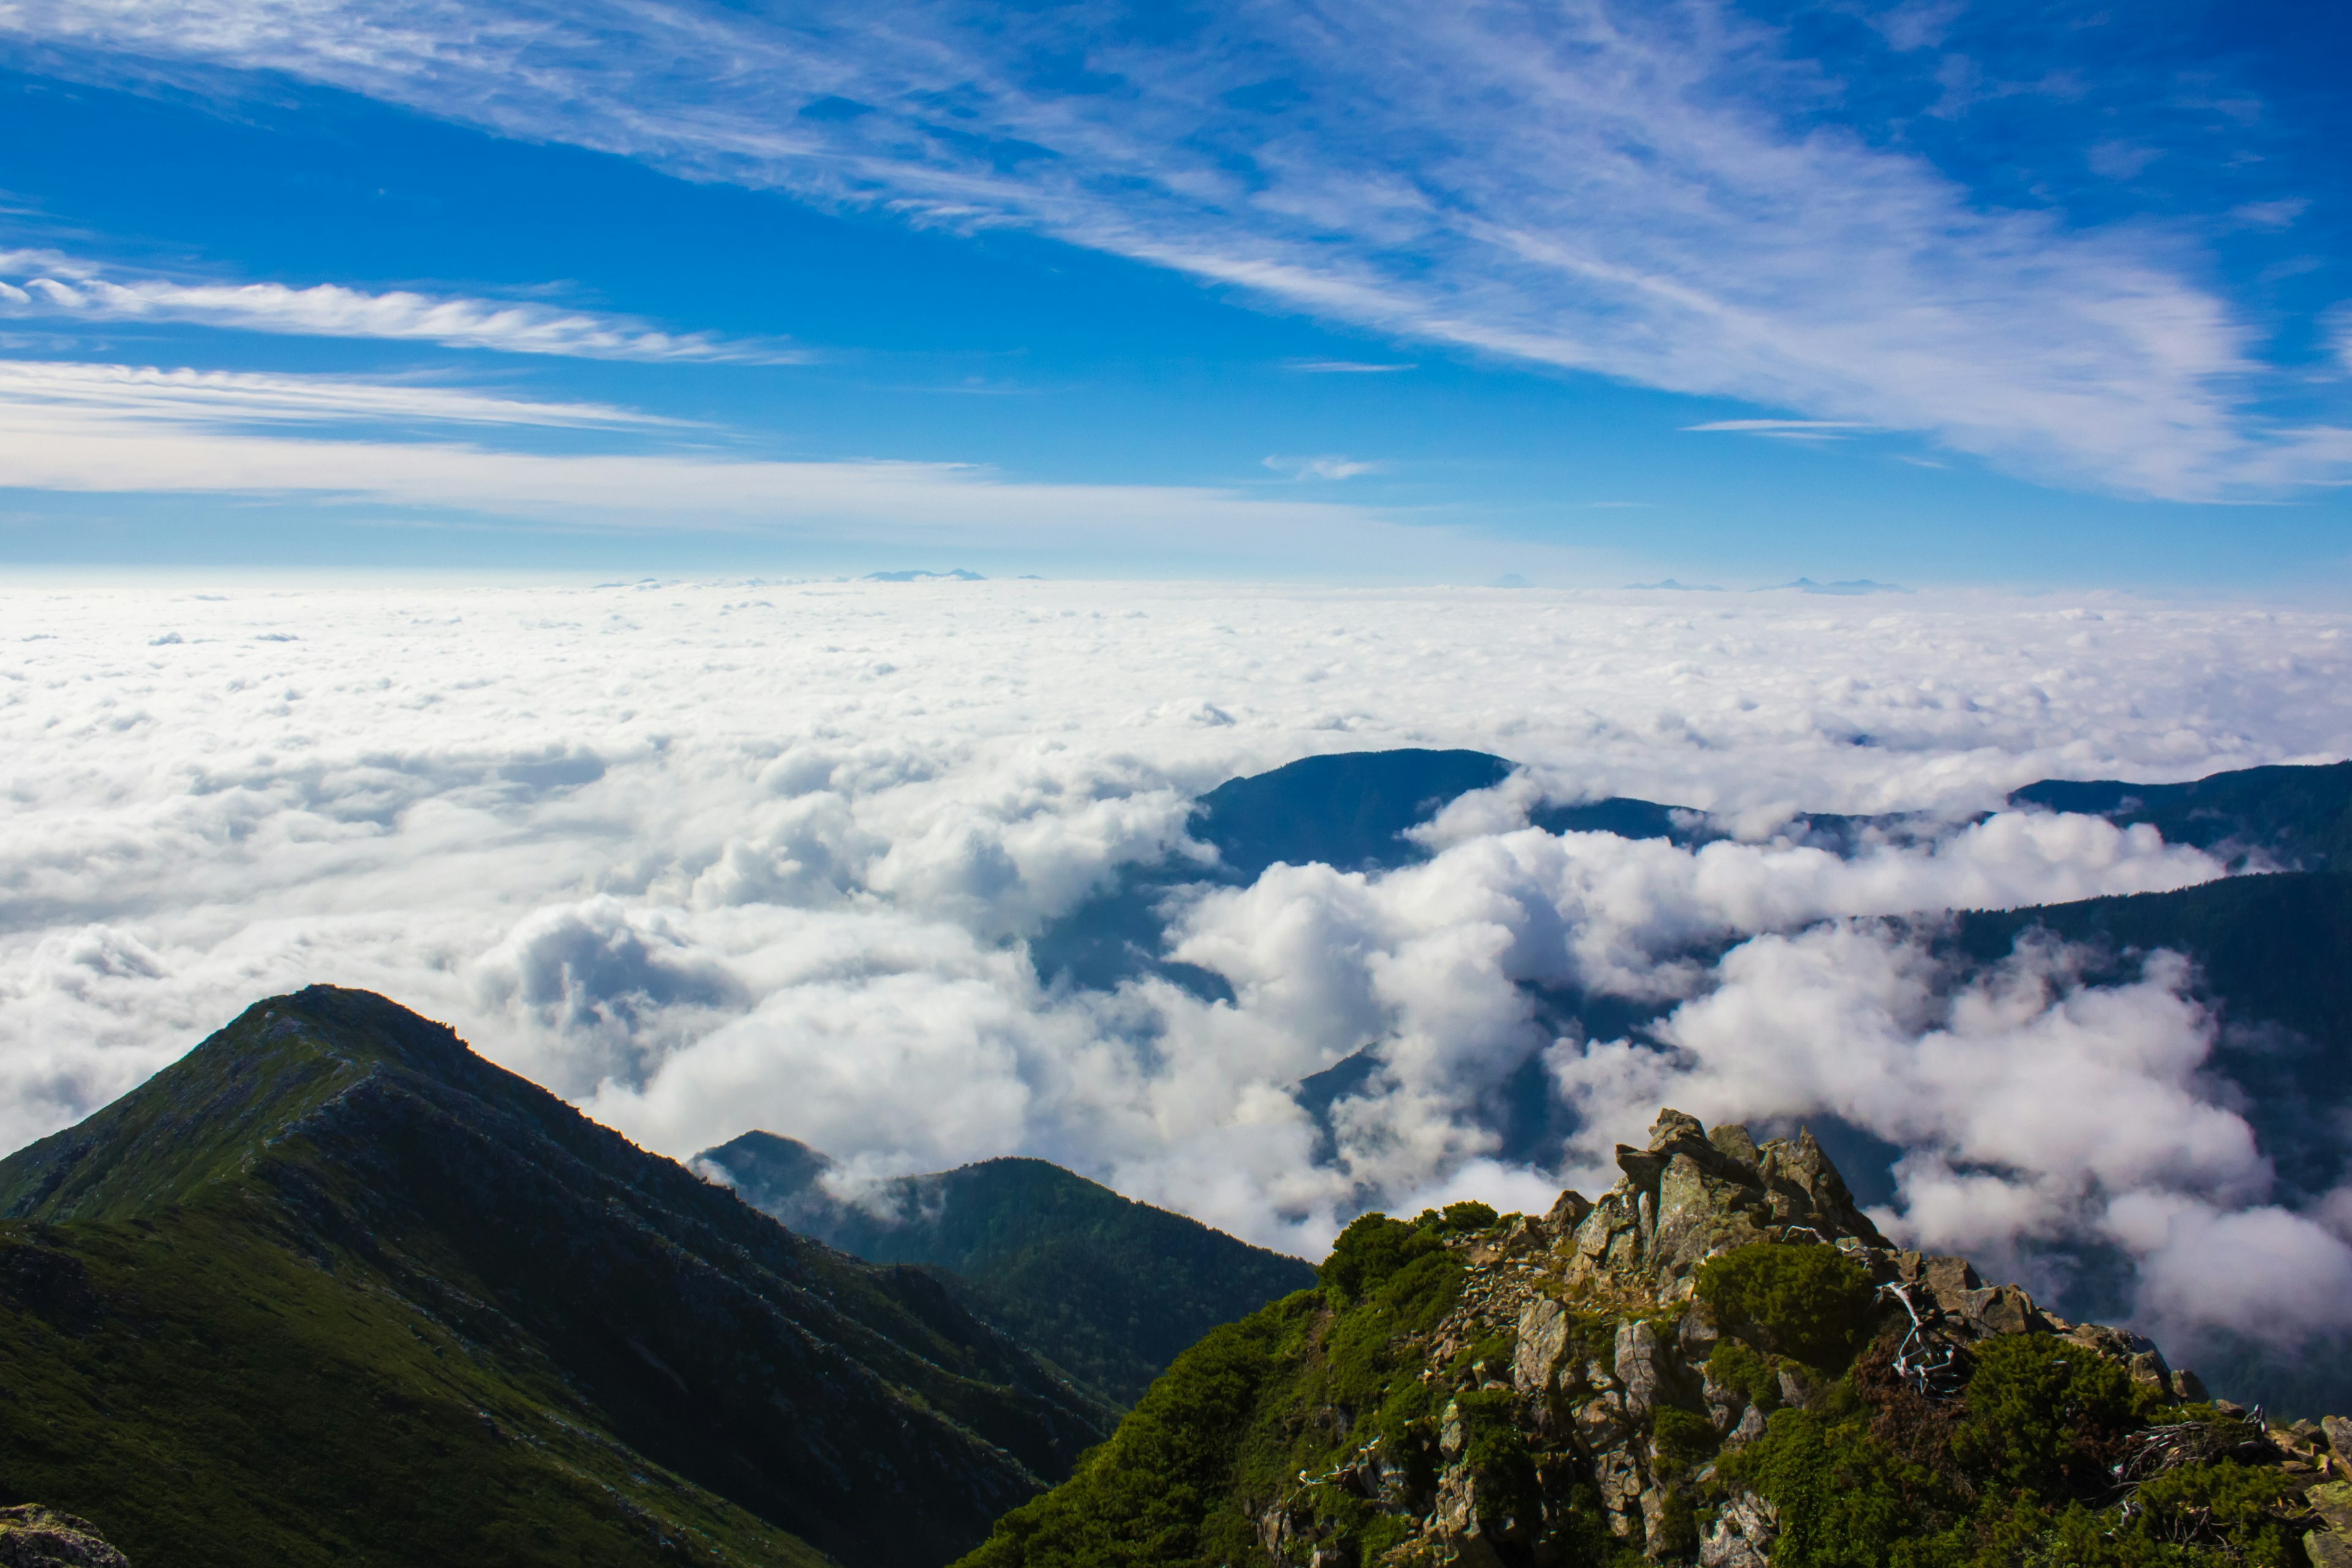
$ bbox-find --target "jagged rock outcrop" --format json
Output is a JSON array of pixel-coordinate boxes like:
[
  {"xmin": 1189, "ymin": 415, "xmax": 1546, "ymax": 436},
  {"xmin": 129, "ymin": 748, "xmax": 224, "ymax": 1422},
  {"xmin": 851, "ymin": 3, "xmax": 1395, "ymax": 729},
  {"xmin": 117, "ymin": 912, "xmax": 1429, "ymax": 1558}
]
[
  {"xmin": 0, "ymin": 1507, "xmax": 130, "ymax": 1568},
  {"xmin": 960, "ymin": 1104, "xmax": 2352, "ymax": 1568},
  {"xmin": 1324, "ymin": 1109, "xmax": 2292, "ymax": 1566}
]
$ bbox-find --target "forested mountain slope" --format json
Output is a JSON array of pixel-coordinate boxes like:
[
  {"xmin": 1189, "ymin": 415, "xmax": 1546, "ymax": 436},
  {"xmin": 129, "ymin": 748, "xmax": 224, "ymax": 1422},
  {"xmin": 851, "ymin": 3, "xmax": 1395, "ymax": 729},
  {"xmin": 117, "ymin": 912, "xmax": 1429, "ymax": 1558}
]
[{"xmin": 702, "ymin": 1133, "xmax": 1316, "ymax": 1405}]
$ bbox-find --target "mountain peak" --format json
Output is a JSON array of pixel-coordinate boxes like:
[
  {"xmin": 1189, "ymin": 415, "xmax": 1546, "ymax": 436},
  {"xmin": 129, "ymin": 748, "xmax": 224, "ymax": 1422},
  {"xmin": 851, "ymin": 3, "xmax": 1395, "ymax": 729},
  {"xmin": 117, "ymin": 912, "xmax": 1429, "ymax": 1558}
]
[
  {"xmin": 1, "ymin": 989, "xmax": 1112, "ymax": 1568},
  {"xmin": 0, "ymin": 986, "xmax": 459, "ymax": 1224}
]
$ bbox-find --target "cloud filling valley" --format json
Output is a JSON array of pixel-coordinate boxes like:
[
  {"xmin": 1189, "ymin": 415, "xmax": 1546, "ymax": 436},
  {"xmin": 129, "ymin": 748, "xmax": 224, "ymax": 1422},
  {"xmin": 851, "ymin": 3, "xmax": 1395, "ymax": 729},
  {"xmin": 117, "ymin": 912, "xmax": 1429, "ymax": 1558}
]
[{"xmin": 6, "ymin": 578, "xmax": 2352, "ymax": 1357}]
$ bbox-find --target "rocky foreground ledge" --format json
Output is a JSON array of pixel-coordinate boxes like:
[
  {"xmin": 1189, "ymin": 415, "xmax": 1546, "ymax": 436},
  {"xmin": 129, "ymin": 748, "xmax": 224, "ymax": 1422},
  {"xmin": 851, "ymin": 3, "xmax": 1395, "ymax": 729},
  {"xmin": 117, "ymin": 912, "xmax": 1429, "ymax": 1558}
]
[
  {"xmin": 959, "ymin": 1105, "xmax": 2352, "ymax": 1568},
  {"xmin": 0, "ymin": 1506, "xmax": 131, "ymax": 1568}
]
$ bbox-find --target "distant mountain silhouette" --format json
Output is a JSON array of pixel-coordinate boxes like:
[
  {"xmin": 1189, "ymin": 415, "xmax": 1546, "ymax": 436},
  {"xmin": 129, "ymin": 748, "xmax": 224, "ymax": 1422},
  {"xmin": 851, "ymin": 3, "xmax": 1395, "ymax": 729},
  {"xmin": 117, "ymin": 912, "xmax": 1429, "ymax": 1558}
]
[{"xmin": 699, "ymin": 1134, "xmax": 1316, "ymax": 1405}]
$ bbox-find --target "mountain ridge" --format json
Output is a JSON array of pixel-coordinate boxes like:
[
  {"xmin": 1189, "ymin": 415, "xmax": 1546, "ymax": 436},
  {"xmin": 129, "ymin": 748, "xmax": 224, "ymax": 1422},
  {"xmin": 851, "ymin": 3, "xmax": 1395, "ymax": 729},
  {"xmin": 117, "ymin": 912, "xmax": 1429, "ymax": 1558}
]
[
  {"xmin": 699, "ymin": 1131, "xmax": 1317, "ymax": 1405},
  {"xmin": 0, "ymin": 986, "xmax": 1114, "ymax": 1568}
]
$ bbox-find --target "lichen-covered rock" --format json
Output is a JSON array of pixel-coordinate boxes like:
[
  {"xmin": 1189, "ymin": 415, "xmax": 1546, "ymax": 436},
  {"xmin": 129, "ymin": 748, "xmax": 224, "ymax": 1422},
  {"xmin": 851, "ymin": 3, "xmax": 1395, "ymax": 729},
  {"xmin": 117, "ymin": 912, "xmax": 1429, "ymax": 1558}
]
[
  {"xmin": 0, "ymin": 1507, "xmax": 130, "ymax": 1568},
  {"xmin": 1615, "ymin": 1318, "xmax": 1682, "ymax": 1422},
  {"xmin": 1515, "ymin": 1295, "xmax": 1572, "ymax": 1396},
  {"xmin": 1697, "ymin": 1491, "xmax": 1776, "ymax": 1568}
]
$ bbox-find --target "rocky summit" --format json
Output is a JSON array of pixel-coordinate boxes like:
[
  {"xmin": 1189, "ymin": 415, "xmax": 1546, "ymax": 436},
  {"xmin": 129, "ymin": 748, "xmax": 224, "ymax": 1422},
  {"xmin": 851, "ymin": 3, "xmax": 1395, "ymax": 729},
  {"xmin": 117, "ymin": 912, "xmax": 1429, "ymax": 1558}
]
[{"xmin": 962, "ymin": 1107, "xmax": 2352, "ymax": 1568}]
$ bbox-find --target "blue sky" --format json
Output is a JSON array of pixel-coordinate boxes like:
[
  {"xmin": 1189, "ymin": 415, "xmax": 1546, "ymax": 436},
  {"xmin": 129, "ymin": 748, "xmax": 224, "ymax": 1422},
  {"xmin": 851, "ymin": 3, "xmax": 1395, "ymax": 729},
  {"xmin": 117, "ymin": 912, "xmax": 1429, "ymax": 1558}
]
[{"xmin": 0, "ymin": 0, "xmax": 2345, "ymax": 587}]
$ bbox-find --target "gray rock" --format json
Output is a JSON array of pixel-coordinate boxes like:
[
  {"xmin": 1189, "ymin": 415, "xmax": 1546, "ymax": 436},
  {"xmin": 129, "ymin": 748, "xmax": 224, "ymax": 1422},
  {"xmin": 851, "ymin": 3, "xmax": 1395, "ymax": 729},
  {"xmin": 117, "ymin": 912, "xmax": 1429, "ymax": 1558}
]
[
  {"xmin": 1616, "ymin": 1319, "xmax": 1679, "ymax": 1421},
  {"xmin": 0, "ymin": 1507, "xmax": 130, "ymax": 1568},
  {"xmin": 1440, "ymin": 1398, "xmax": 1465, "ymax": 1460},
  {"xmin": 1575, "ymin": 1391, "xmax": 1633, "ymax": 1450},
  {"xmin": 1638, "ymin": 1485, "xmax": 1669, "ymax": 1558},
  {"xmin": 1433, "ymin": 1465, "xmax": 1511, "ymax": 1568},
  {"xmin": 1701, "ymin": 1362, "xmax": 1745, "ymax": 1434},
  {"xmin": 1724, "ymin": 1404, "xmax": 1768, "ymax": 1449},
  {"xmin": 1777, "ymin": 1365, "xmax": 1814, "ymax": 1409},
  {"xmin": 1699, "ymin": 1491, "xmax": 1777, "ymax": 1568},
  {"xmin": 1678, "ymin": 1301, "xmax": 1721, "ymax": 1364},
  {"xmin": 2325, "ymin": 1415, "xmax": 2352, "ymax": 1457},
  {"xmin": 1548, "ymin": 1189, "xmax": 1594, "ymax": 1232},
  {"xmin": 1516, "ymin": 1297, "xmax": 1571, "ymax": 1396},
  {"xmin": 1708, "ymin": 1122, "xmax": 1762, "ymax": 1174}
]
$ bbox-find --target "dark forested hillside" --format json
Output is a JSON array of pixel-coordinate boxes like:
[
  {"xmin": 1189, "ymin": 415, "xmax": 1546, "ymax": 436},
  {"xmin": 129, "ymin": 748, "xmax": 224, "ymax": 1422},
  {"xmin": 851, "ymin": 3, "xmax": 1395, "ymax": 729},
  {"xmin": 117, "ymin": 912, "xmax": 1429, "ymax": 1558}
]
[
  {"xmin": 701, "ymin": 1132, "xmax": 1317, "ymax": 1406},
  {"xmin": 0, "ymin": 987, "xmax": 1112, "ymax": 1568},
  {"xmin": 2010, "ymin": 760, "xmax": 2352, "ymax": 871},
  {"xmin": 1956, "ymin": 871, "xmax": 2352, "ymax": 1199}
]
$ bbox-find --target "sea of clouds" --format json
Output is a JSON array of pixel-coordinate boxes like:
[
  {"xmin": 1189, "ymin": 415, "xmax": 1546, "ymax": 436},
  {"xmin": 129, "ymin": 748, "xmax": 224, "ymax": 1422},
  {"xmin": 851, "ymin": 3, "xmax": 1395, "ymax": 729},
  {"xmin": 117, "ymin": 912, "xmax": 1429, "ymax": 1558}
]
[{"xmin": 7, "ymin": 579, "xmax": 2352, "ymax": 1352}]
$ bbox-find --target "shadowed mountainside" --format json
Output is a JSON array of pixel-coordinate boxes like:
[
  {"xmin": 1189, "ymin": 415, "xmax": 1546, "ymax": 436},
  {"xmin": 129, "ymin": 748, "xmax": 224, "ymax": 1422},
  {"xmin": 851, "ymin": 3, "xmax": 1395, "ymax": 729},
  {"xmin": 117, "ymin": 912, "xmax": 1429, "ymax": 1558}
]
[
  {"xmin": 699, "ymin": 1133, "xmax": 1317, "ymax": 1406},
  {"xmin": 0, "ymin": 987, "xmax": 1113, "ymax": 1568}
]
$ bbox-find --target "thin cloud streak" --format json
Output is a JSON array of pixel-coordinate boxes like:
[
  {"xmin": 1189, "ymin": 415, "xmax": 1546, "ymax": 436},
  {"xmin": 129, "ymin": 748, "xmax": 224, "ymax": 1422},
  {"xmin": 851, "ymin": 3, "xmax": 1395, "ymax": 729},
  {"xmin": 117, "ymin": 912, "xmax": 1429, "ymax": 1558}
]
[
  {"xmin": 1683, "ymin": 419, "xmax": 1878, "ymax": 432},
  {"xmin": 2, "ymin": 0, "xmax": 2342, "ymax": 498},
  {"xmin": 0, "ymin": 249, "xmax": 804, "ymax": 363},
  {"xmin": 0, "ymin": 359, "xmax": 686, "ymax": 428},
  {"xmin": 0, "ymin": 361, "xmax": 1417, "ymax": 549}
]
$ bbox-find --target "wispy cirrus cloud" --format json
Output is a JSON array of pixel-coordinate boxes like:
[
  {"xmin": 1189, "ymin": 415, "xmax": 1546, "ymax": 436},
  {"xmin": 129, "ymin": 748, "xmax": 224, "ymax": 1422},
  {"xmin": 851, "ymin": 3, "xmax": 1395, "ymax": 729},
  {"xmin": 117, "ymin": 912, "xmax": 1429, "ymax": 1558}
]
[
  {"xmin": 1684, "ymin": 418, "xmax": 1878, "ymax": 442},
  {"xmin": 0, "ymin": 250, "xmax": 803, "ymax": 363},
  {"xmin": 1263, "ymin": 453, "xmax": 1380, "ymax": 481},
  {"xmin": 0, "ymin": 358, "xmax": 1417, "ymax": 552},
  {"xmin": 0, "ymin": 0, "xmax": 2340, "ymax": 500},
  {"xmin": 0, "ymin": 359, "xmax": 682, "ymax": 428}
]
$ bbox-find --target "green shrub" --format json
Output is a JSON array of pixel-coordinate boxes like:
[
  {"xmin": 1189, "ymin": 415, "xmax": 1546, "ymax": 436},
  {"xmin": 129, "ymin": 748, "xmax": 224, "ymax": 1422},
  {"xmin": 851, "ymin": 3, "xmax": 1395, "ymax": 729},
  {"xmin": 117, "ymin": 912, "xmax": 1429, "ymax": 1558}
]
[
  {"xmin": 1951, "ymin": 1333, "xmax": 2138, "ymax": 1498},
  {"xmin": 1653, "ymin": 1407, "xmax": 1719, "ymax": 1472},
  {"xmin": 1695, "ymin": 1243, "xmax": 1876, "ymax": 1370},
  {"xmin": 1708, "ymin": 1339, "xmax": 1784, "ymax": 1413},
  {"xmin": 1455, "ymin": 1389, "xmax": 1540, "ymax": 1525},
  {"xmin": 1319, "ymin": 1212, "xmax": 1446, "ymax": 1302},
  {"xmin": 959, "ymin": 1301, "xmax": 1301, "ymax": 1568},
  {"xmin": 1438, "ymin": 1200, "xmax": 1499, "ymax": 1232},
  {"xmin": 1719, "ymin": 1398, "xmax": 1931, "ymax": 1568},
  {"xmin": 2121, "ymin": 1460, "xmax": 2305, "ymax": 1564}
]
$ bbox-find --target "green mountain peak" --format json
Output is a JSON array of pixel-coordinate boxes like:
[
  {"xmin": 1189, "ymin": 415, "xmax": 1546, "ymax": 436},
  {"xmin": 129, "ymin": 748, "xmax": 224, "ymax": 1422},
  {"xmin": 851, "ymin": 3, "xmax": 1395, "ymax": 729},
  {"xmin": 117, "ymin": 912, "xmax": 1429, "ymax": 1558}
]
[{"xmin": 1, "ymin": 987, "xmax": 1114, "ymax": 1568}]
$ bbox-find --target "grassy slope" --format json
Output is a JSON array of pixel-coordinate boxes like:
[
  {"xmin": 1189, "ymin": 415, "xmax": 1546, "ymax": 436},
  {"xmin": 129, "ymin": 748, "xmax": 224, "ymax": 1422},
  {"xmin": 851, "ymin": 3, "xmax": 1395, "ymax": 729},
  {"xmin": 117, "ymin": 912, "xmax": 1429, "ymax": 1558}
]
[
  {"xmin": 956, "ymin": 1212, "xmax": 1484, "ymax": 1568},
  {"xmin": 0, "ymin": 1203, "xmax": 824, "ymax": 1568},
  {"xmin": 0, "ymin": 987, "xmax": 1113, "ymax": 1568}
]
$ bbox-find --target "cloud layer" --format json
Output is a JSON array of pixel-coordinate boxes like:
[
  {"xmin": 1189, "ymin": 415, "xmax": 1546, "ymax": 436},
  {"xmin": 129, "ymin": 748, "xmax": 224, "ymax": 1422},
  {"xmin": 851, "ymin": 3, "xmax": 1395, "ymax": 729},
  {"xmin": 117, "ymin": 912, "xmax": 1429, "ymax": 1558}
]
[
  {"xmin": 5, "ymin": 580, "xmax": 2351, "ymax": 1354},
  {"xmin": 4, "ymin": 0, "xmax": 2340, "ymax": 497}
]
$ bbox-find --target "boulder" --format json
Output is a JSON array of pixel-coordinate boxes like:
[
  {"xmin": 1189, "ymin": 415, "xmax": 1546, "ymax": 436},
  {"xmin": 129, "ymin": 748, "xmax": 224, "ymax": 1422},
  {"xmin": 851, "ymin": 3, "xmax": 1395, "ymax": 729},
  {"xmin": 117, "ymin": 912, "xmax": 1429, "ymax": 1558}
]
[{"xmin": 1548, "ymin": 1189, "xmax": 1594, "ymax": 1233}]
